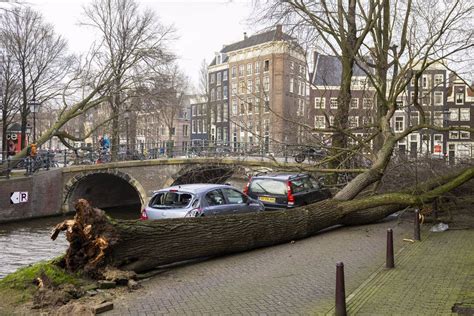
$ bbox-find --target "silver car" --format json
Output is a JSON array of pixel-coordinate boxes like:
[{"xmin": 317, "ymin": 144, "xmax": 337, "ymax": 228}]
[{"xmin": 141, "ymin": 183, "xmax": 264, "ymax": 220}]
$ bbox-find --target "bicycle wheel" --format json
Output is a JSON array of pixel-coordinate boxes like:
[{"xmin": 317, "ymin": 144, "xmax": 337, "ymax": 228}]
[{"xmin": 294, "ymin": 153, "xmax": 306, "ymax": 163}]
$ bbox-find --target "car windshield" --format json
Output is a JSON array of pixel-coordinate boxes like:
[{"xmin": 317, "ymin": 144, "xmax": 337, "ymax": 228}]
[
  {"xmin": 250, "ymin": 179, "xmax": 287, "ymax": 195},
  {"xmin": 149, "ymin": 192, "xmax": 194, "ymax": 209}
]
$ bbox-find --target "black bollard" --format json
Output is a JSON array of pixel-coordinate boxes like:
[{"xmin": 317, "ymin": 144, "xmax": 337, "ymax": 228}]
[
  {"xmin": 414, "ymin": 209, "xmax": 421, "ymax": 241},
  {"xmin": 335, "ymin": 262, "xmax": 347, "ymax": 316},
  {"xmin": 386, "ymin": 229, "xmax": 394, "ymax": 268}
]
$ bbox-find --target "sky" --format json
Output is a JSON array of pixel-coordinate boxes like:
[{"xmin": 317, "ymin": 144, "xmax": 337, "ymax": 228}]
[{"xmin": 26, "ymin": 0, "xmax": 258, "ymax": 89}]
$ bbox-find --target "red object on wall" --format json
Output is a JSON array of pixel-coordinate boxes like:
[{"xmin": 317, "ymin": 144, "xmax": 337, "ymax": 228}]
[{"xmin": 434, "ymin": 144, "xmax": 442, "ymax": 153}]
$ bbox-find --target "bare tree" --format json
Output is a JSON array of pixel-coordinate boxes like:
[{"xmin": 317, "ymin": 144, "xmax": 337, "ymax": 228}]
[
  {"xmin": 0, "ymin": 7, "xmax": 70, "ymax": 149},
  {"xmin": 81, "ymin": 0, "xmax": 175, "ymax": 161},
  {"xmin": 0, "ymin": 52, "xmax": 21, "ymax": 160}
]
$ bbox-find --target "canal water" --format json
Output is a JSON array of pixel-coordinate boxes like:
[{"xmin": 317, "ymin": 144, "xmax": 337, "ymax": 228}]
[{"xmin": 0, "ymin": 205, "xmax": 140, "ymax": 279}]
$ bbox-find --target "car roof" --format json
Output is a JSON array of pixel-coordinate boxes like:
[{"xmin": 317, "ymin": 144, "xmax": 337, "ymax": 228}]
[
  {"xmin": 156, "ymin": 183, "xmax": 232, "ymax": 194},
  {"xmin": 251, "ymin": 173, "xmax": 309, "ymax": 180}
]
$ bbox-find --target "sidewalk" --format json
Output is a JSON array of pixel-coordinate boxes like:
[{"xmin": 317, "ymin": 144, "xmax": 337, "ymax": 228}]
[{"xmin": 339, "ymin": 228, "xmax": 474, "ymax": 315}]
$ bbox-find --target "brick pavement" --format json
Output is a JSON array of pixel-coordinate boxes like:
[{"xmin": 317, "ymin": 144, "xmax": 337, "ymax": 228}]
[
  {"xmin": 340, "ymin": 228, "xmax": 474, "ymax": 315},
  {"xmin": 104, "ymin": 215, "xmax": 416, "ymax": 315}
]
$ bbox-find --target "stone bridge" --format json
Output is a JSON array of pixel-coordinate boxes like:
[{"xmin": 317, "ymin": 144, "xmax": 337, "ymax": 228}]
[{"xmin": 61, "ymin": 157, "xmax": 305, "ymax": 216}]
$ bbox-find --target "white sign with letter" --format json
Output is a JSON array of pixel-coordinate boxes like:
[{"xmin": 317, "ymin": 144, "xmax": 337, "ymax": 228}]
[{"xmin": 10, "ymin": 192, "xmax": 28, "ymax": 204}]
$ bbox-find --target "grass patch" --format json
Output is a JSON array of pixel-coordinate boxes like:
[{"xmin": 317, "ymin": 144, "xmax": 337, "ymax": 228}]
[{"xmin": 0, "ymin": 257, "xmax": 87, "ymax": 307}]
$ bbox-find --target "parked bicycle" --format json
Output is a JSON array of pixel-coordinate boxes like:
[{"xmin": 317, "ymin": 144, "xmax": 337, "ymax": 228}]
[{"xmin": 294, "ymin": 146, "xmax": 327, "ymax": 163}]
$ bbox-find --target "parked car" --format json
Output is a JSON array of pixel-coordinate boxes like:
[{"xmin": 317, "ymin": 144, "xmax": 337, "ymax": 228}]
[
  {"xmin": 243, "ymin": 173, "xmax": 331, "ymax": 210},
  {"xmin": 141, "ymin": 183, "xmax": 264, "ymax": 220}
]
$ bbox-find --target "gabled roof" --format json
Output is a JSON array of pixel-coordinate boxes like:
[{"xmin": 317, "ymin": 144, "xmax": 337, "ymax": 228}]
[
  {"xmin": 209, "ymin": 55, "xmax": 229, "ymax": 67},
  {"xmin": 312, "ymin": 54, "xmax": 367, "ymax": 86},
  {"xmin": 220, "ymin": 27, "xmax": 294, "ymax": 54}
]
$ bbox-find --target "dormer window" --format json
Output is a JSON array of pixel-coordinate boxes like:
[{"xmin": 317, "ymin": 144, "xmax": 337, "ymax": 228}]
[{"xmin": 455, "ymin": 90, "xmax": 464, "ymax": 104}]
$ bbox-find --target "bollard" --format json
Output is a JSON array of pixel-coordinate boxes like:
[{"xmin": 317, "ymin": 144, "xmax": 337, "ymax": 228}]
[
  {"xmin": 414, "ymin": 209, "xmax": 421, "ymax": 241},
  {"xmin": 335, "ymin": 262, "xmax": 347, "ymax": 316},
  {"xmin": 386, "ymin": 228, "xmax": 395, "ymax": 268},
  {"xmin": 64, "ymin": 150, "xmax": 67, "ymax": 167}
]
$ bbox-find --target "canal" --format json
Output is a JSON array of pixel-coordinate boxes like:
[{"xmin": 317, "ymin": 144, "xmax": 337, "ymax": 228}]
[{"xmin": 0, "ymin": 205, "xmax": 140, "ymax": 279}]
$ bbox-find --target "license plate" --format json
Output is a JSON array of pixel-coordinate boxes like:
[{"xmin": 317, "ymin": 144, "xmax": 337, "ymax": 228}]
[{"xmin": 259, "ymin": 196, "xmax": 276, "ymax": 203}]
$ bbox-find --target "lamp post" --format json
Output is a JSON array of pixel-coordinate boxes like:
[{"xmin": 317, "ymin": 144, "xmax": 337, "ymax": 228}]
[
  {"xmin": 29, "ymin": 100, "xmax": 40, "ymax": 143},
  {"xmin": 124, "ymin": 112, "xmax": 130, "ymax": 154}
]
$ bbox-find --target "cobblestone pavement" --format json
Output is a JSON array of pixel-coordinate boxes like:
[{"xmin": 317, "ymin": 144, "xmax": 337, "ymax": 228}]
[
  {"xmin": 105, "ymin": 215, "xmax": 416, "ymax": 315},
  {"xmin": 341, "ymin": 228, "xmax": 474, "ymax": 315}
]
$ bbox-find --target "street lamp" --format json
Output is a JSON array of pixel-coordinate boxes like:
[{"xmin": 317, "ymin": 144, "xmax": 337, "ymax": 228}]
[
  {"xmin": 29, "ymin": 100, "xmax": 40, "ymax": 143},
  {"xmin": 124, "ymin": 112, "xmax": 130, "ymax": 153}
]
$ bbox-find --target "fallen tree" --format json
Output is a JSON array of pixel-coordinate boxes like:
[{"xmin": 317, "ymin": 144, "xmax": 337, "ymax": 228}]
[{"xmin": 51, "ymin": 166, "xmax": 474, "ymax": 276}]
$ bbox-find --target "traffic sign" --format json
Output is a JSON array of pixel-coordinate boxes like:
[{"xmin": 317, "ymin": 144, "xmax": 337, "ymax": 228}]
[{"xmin": 10, "ymin": 192, "xmax": 28, "ymax": 204}]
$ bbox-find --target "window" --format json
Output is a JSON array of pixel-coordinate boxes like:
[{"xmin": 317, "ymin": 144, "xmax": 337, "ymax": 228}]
[
  {"xmin": 410, "ymin": 111, "xmax": 419, "ymax": 126},
  {"xmin": 460, "ymin": 108, "xmax": 470, "ymax": 121},
  {"xmin": 255, "ymin": 77, "xmax": 260, "ymax": 92},
  {"xmin": 247, "ymin": 97, "xmax": 253, "ymax": 113},
  {"xmin": 255, "ymin": 61, "xmax": 260, "ymax": 74},
  {"xmin": 240, "ymin": 102, "xmax": 245, "ymax": 115},
  {"xmin": 362, "ymin": 116, "xmax": 373, "ymax": 126},
  {"xmin": 223, "ymin": 86, "xmax": 228, "ymax": 100},
  {"xmin": 192, "ymin": 105, "xmax": 196, "ymax": 117},
  {"xmin": 289, "ymin": 78, "xmax": 294, "ymax": 93},
  {"xmin": 232, "ymin": 99, "xmax": 238, "ymax": 115},
  {"xmin": 264, "ymin": 95, "xmax": 270, "ymax": 112},
  {"xmin": 329, "ymin": 116, "xmax": 335, "ymax": 126},
  {"xmin": 247, "ymin": 79, "xmax": 253, "ymax": 93},
  {"xmin": 434, "ymin": 74, "xmax": 443, "ymax": 87},
  {"xmin": 183, "ymin": 125, "xmax": 188, "ymax": 137},
  {"xmin": 210, "ymin": 73, "xmax": 215, "ymax": 84},
  {"xmin": 450, "ymin": 109, "xmax": 459, "ymax": 121},
  {"xmin": 264, "ymin": 76, "xmax": 270, "ymax": 91},
  {"xmin": 223, "ymin": 105, "xmax": 228, "ymax": 122},
  {"xmin": 456, "ymin": 91, "xmax": 464, "ymax": 104},
  {"xmin": 449, "ymin": 131, "xmax": 459, "ymax": 139},
  {"xmin": 205, "ymin": 190, "xmax": 226, "ymax": 206},
  {"xmin": 422, "ymin": 75, "xmax": 428, "ymax": 89},
  {"xmin": 315, "ymin": 97, "xmax": 325, "ymax": 109},
  {"xmin": 299, "ymin": 81, "xmax": 305, "ymax": 96},
  {"xmin": 223, "ymin": 127, "xmax": 228, "ymax": 141},
  {"xmin": 223, "ymin": 71, "xmax": 228, "ymax": 81},
  {"xmin": 239, "ymin": 81, "xmax": 245, "ymax": 94},
  {"xmin": 264, "ymin": 60, "xmax": 270, "ymax": 72},
  {"xmin": 247, "ymin": 63, "xmax": 252, "ymax": 75},
  {"xmin": 192, "ymin": 121, "xmax": 196, "ymax": 134},
  {"xmin": 231, "ymin": 66, "xmax": 237, "ymax": 78},
  {"xmin": 290, "ymin": 61, "xmax": 294, "ymax": 72},
  {"xmin": 216, "ymin": 72, "xmax": 221, "ymax": 85},
  {"xmin": 239, "ymin": 64, "xmax": 244, "ymax": 76},
  {"xmin": 217, "ymin": 127, "xmax": 222, "ymax": 140},
  {"xmin": 297, "ymin": 99, "xmax": 304, "ymax": 116},
  {"xmin": 394, "ymin": 116, "xmax": 404, "ymax": 132},
  {"xmin": 231, "ymin": 82, "xmax": 237, "ymax": 96},
  {"xmin": 216, "ymin": 87, "xmax": 221, "ymax": 100},
  {"xmin": 348, "ymin": 116, "xmax": 359, "ymax": 128},
  {"xmin": 217, "ymin": 104, "xmax": 222, "ymax": 122},
  {"xmin": 434, "ymin": 91, "xmax": 443, "ymax": 105},
  {"xmin": 330, "ymin": 98, "xmax": 338, "ymax": 109},
  {"xmin": 197, "ymin": 104, "xmax": 202, "ymax": 116},
  {"xmin": 363, "ymin": 98, "xmax": 373, "ymax": 109},
  {"xmin": 460, "ymin": 126, "xmax": 470, "ymax": 139},
  {"xmin": 210, "ymin": 88, "xmax": 215, "ymax": 101},
  {"xmin": 197, "ymin": 119, "xmax": 202, "ymax": 133},
  {"xmin": 350, "ymin": 98, "xmax": 359, "ymax": 109},
  {"xmin": 315, "ymin": 116, "xmax": 326, "ymax": 128},
  {"xmin": 433, "ymin": 111, "xmax": 443, "ymax": 127}
]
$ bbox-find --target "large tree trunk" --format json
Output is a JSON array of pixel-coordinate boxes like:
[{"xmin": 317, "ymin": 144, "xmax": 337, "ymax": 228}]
[{"xmin": 52, "ymin": 167, "xmax": 474, "ymax": 277}]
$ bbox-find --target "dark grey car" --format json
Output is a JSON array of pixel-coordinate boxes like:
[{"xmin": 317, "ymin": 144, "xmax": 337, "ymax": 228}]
[{"xmin": 141, "ymin": 183, "xmax": 264, "ymax": 220}]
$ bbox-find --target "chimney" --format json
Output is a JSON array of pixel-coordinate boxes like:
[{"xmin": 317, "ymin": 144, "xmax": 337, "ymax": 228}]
[
  {"xmin": 244, "ymin": 32, "xmax": 248, "ymax": 40},
  {"xmin": 276, "ymin": 24, "xmax": 283, "ymax": 39}
]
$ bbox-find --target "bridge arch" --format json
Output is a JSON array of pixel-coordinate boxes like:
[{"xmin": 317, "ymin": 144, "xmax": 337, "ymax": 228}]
[
  {"xmin": 163, "ymin": 164, "xmax": 238, "ymax": 187},
  {"xmin": 63, "ymin": 170, "xmax": 147, "ymax": 216}
]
